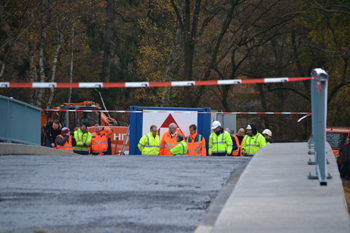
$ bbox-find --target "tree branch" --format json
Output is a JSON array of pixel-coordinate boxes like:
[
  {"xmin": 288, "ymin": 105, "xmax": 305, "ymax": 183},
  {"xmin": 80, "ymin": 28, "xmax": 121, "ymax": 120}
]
[{"xmin": 268, "ymin": 87, "xmax": 310, "ymax": 101}]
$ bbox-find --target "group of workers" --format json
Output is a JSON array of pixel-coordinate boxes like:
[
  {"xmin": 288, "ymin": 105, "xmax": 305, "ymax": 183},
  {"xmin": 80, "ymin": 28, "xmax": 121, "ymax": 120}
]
[
  {"xmin": 138, "ymin": 121, "xmax": 273, "ymax": 156},
  {"xmin": 44, "ymin": 120, "xmax": 113, "ymax": 155},
  {"xmin": 45, "ymin": 118, "xmax": 273, "ymax": 156}
]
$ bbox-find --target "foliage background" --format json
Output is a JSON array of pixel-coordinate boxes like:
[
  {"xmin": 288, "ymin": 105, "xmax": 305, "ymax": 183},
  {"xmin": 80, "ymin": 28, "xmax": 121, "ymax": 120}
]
[{"xmin": 1, "ymin": 0, "xmax": 349, "ymax": 140}]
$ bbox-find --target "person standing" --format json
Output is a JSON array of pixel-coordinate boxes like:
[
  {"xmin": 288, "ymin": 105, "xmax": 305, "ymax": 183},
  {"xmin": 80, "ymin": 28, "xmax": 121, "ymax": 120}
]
[
  {"xmin": 262, "ymin": 129, "xmax": 272, "ymax": 145},
  {"xmin": 232, "ymin": 128, "xmax": 245, "ymax": 156},
  {"xmin": 241, "ymin": 123, "xmax": 266, "ymax": 156},
  {"xmin": 73, "ymin": 122, "xmax": 92, "ymax": 155},
  {"xmin": 186, "ymin": 124, "xmax": 206, "ymax": 156},
  {"xmin": 74, "ymin": 124, "xmax": 80, "ymax": 132},
  {"xmin": 171, "ymin": 134, "xmax": 188, "ymax": 156},
  {"xmin": 159, "ymin": 123, "xmax": 182, "ymax": 156},
  {"xmin": 340, "ymin": 138, "xmax": 350, "ymax": 180},
  {"xmin": 56, "ymin": 127, "xmax": 76, "ymax": 153},
  {"xmin": 138, "ymin": 125, "xmax": 161, "ymax": 155},
  {"xmin": 44, "ymin": 120, "xmax": 62, "ymax": 147},
  {"xmin": 91, "ymin": 124, "xmax": 113, "ymax": 155},
  {"xmin": 208, "ymin": 121, "xmax": 233, "ymax": 156}
]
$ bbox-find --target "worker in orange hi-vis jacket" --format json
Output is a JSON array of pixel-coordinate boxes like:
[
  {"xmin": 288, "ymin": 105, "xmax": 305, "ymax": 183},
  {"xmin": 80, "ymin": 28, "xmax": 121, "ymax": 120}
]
[
  {"xmin": 186, "ymin": 124, "xmax": 206, "ymax": 156},
  {"xmin": 91, "ymin": 124, "xmax": 113, "ymax": 155},
  {"xmin": 159, "ymin": 123, "xmax": 182, "ymax": 156},
  {"xmin": 232, "ymin": 128, "xmax": 245, "ymax": 156},
  {"xmin": 56, "ymin": 127, "xmax": 76, "ymax": 153}
]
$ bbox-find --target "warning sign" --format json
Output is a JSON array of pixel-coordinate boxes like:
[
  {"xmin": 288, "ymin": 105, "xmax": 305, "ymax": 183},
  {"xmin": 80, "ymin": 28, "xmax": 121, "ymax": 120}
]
[{"xmin": 142, "ymin": 112, "xmax": 198, "ymax": 139}]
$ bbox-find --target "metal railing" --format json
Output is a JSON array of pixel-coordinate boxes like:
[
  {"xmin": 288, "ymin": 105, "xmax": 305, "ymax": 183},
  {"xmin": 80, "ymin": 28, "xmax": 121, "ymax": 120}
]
[
  {"xmin": 308, "ymin": 69, "xmax": 331, "ymax": 185},
  {"xmin": 0, "ymin": 95, "xmax": 42, "ymax": 145}
]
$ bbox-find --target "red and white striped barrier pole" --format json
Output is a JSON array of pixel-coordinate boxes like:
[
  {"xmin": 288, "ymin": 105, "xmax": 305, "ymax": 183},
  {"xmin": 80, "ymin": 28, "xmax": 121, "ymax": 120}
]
[
  {"xmin": 42, "ymin": 109, "xmax": 309, "ymax": 115},
  {"xmin": 0, "ymin": 77, "xmax": 312, "ymax": 88}
]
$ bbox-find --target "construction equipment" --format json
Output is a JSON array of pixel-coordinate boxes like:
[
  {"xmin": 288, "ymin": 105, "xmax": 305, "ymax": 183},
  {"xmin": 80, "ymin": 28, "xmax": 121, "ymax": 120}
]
[
  {"xmin": 41, "ymin": 101, "xmax": 129, "ymax": 154},
  {"xmin": 120, "ymin": 127, "xmax": 130, "ymax": 155},
  {"xmin": 326, "ymin": 127, "xmax": 350, "ymax": 156}
]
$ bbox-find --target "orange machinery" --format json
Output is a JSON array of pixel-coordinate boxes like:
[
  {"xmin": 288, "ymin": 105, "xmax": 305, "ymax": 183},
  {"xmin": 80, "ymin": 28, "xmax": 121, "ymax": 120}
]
[
  {"xmin": 41, "ymin": 101, "xmax": 129, "ymax": 154},
  {"xmin": 326, "ymin": 126, "xmax": 350, "ymax": 156}
]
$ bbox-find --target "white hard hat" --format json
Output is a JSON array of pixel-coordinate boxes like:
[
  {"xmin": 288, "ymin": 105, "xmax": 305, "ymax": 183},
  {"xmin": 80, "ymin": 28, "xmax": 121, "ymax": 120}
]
[
  {"xmin": 262, "ymin": 129, "xmax": 272, "ymax": 137},
  {"xmin": 211, "ymin": 121, "xmax": 221, "ymax": 129},
  {"xmin": 246, "ymin": 124, "xmax": 252, "ymax": 130}
]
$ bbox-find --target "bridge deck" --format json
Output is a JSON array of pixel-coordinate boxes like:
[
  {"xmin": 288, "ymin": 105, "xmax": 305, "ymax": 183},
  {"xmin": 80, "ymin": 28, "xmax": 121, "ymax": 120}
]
[{"xmin": 196, "ymin": 142, "xmax": 350, "ymax": 233}]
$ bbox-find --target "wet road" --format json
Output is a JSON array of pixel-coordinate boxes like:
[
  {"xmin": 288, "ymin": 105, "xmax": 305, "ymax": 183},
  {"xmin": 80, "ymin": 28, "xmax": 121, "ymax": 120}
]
[{"xmin": 0, "ymin": 155, "xmax": 249, "ymax": 233}]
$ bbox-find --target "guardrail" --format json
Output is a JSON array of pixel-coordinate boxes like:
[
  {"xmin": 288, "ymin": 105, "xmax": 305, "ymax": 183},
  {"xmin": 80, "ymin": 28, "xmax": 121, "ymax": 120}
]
[
  {"xmin": 0, "ymin": 95, "xmax": 41, "ymax": 145},
  {"xmin": 308, "ymin": 69, "xmax": 331, "ymax": 185}
]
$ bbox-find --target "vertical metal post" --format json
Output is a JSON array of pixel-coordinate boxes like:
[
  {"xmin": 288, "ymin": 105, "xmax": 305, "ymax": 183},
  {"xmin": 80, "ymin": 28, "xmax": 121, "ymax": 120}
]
[{"xmin": 308, "ymin": 68, "xmax": 331, "ymax": 185}]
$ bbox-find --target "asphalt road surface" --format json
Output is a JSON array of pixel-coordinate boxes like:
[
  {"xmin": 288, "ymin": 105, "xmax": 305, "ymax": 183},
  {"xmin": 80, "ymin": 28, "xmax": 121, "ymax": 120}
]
[{"xmin": 0, "ymin": 155, "xmax": 249, "ymax": 233}]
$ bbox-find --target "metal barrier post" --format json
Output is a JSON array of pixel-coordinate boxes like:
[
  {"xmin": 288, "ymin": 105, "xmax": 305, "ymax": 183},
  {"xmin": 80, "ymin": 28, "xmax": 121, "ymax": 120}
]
[{"xmin": 308, "ymin": 69, "xmax": 331, "ymax": 185}]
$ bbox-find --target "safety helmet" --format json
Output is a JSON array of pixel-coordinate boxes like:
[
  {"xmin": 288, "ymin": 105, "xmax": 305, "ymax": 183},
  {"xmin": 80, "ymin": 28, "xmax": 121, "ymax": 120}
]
[
  {"xmin": 246, "ymin": 124, "xmax": 252, "ymax": 130},
  {"xmin": 262, "ymin": 129, "xmax": 272, "ymax": 137},
  {"xmin": 211, "ymin": 121, "xmax": 221, "ymax": 129}
]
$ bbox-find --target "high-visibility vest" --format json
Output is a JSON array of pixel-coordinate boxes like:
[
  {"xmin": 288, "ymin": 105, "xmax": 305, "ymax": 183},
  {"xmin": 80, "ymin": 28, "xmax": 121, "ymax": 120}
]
[
  {"xmin": 186, "ymin": 132, "xmax": 206, "ymax": 156},
  {"xmin": 208, "ymin": 131, "xmax": 233, "ymax": 155},
  {"xmin": 242, "ymin": 133, "xmax": 266, "ymax": 156},
  {"xmin": 73, "ymin": 128, "xmax": 92, "ymax": 154},
  {"xmin": 91, "ymin": 127, "xmax": 113, "ymax": 155},
  {"xmin": 56, "ymin": 135, "xmax": 73, "ymax": 153},
  {"xmin": 138, "ymin": 131, "xmax": 161, "ymax": 155},
  {"xmin": 232, "ymin": 135, "xmax": 244, "ymax": 156},
  {"xmin": 171, "ymin": 140, "xmax": 188, "ymax": 156},
  {"xmin": 159, "ymin": 129, "xmax": 182, "ymax": 156}
]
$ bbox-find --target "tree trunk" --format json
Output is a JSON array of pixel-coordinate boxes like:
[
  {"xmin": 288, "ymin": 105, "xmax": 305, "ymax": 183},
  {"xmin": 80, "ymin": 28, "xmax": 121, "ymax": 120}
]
[
  {"xmin": 36, "ymin": 0, "xmax": 46, "ymax": 107},
  {"xmin": 46, "ymin": 31, "xmax": 63, "ymax": 109},
  {"xmin": 191, "ymin": 2, "xmax": 236, "ymax": 107},
  {"xmin": 68, "ymin": 26, "xmax": 74, "ymax": 103},
  {"xmin": 101, "ymin": 0, "xmax": 114, "ymax": 83},
  {"xmin": 291, "ymin": 30, "xmax": 309, "ymax": 95},
  {"xmin": 29, "ymin": 10, "xmax": 37, "ymax": 106},
  {"xmin": 0, "ymin": 63, "xmax": 4, "ymax": 77},
  {"xmin": 257, "ymin": 84, "xmax": 269, "ymax": 129}
]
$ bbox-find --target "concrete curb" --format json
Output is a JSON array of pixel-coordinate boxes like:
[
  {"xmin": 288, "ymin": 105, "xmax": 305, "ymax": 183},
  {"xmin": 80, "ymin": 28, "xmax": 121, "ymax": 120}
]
[
  {"xmin": 0, "ymin": 143, "xmax": 79, "ymax": 156},
  {"xmin": 195, "ymin": 157, "xmax": 252, "ymax": 233}
]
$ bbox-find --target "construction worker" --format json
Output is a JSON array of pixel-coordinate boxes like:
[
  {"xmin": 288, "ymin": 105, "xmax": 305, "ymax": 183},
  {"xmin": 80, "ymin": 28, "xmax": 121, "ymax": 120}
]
[
  {"xmin": 74, "ymin": 124, "xmax": 80, "ymax": 132},
  {"xmin": 232, "ymin": 128, "xmax": 245, "ymax": 156},
  {"xmin": 73, "ymin": 122, "xmax": 92, "ymax": 155},
  {"xmin": 209, "ymin": 121, "xmax": 233, "ymax": 156},
  {"xmin": 138, "ymin": 125, "xmax": 161, "ymax": 155},
  {"xmin": 79, "ymin": 112, "xmax": 90, "ymax": 127},
  {"xmin": 44, "ymin": 120, "xmax": 62, "ymax": 147},
  {"xmin": 56, "ymin": 127, "xmax": 76, "ymax": 153},
  {"xmin": 241, "ymin": 123, "xmax": 266, "ymax": 156},
  {"xmin": 159, "ymin": 123, "xmax": 182, "ymax": 156},
  {"xmin": 186, "ymin": 124, "xmax": 206, "ymax": 156},
  {"xmin": 262, "ymin": 129, "xmax": 272, "ymax": 145},
  {"xmin": 171, "ymin": 134, "xmax": 188, "ymax": 156},
  {"xmin": 91, "ymin": 124, "xmax": 113, "ymax": 155}
]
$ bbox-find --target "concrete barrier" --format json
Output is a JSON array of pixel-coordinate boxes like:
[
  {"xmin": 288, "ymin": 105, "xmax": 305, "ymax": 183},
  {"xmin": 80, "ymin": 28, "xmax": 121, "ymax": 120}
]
[
  {"xmin": 196, "ymin": 142, "xmax": 350, "ymax": 233},
  {"xmin": 0, "ymin": 143, "xmax": 79, "ymax": 156}
]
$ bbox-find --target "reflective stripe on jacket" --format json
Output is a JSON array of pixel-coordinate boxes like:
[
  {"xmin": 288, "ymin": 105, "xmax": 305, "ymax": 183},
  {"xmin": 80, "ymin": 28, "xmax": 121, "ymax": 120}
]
[
  {"xmin": 73, "ymin": 128, "xmax": 92, "ymax": 154},
  {"xmin": 232, "ymin": 135, "xmax": 243, "ymax": 156},
  {"xmin": 242, "ymin": 133, "xmax": 266, "ymax": 156},
  {"xmin": 208, "ymin": 131, "xmax": 233, "ymax": 155},
  {"xmin": 171, "ymin": 140, "xmax": 188, "ymax": 156},
  {"xmin": 159, "ymin": 129, "xmax": 182, "ymax": 156},
  {"xmin": 56, "ymin": 135, "xmax": 74, "ymax": 153},
  {"xmin": 186, "ymin": 132, "xmax": 206, "ymax": 156},
  {"xmin": 91, "ymin": 127, "xmax": 113, "ymax": 155},
  {"xmin": 138, "ymin": 131, "xmax": 161, "ymax": 155}
]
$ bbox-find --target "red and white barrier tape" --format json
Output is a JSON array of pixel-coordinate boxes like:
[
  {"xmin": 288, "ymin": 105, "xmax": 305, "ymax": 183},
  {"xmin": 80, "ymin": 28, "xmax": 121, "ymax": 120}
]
[
  {"xmin": 43, "ymin": 109, "xmax": 309, "ymax": 115},
  {"xmin": 297, "ymin": 113, "xmax": 312, "ymax": 122},
  {"xmin": 0, "ymin": 77, "xmax": 311, "ymax": 88}
]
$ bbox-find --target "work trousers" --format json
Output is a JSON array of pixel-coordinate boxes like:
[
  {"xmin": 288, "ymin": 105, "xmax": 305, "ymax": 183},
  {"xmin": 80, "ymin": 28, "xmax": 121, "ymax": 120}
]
[{"xmin": 341, "ymin": 162, "xmax": 350, "ymax": 180}]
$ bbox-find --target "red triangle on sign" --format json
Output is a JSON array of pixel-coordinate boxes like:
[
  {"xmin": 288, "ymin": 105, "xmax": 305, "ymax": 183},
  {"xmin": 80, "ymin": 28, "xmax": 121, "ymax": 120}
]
[{"xmin": 158, "ymin": 114, "xmax": 185, "ymax": 136}]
